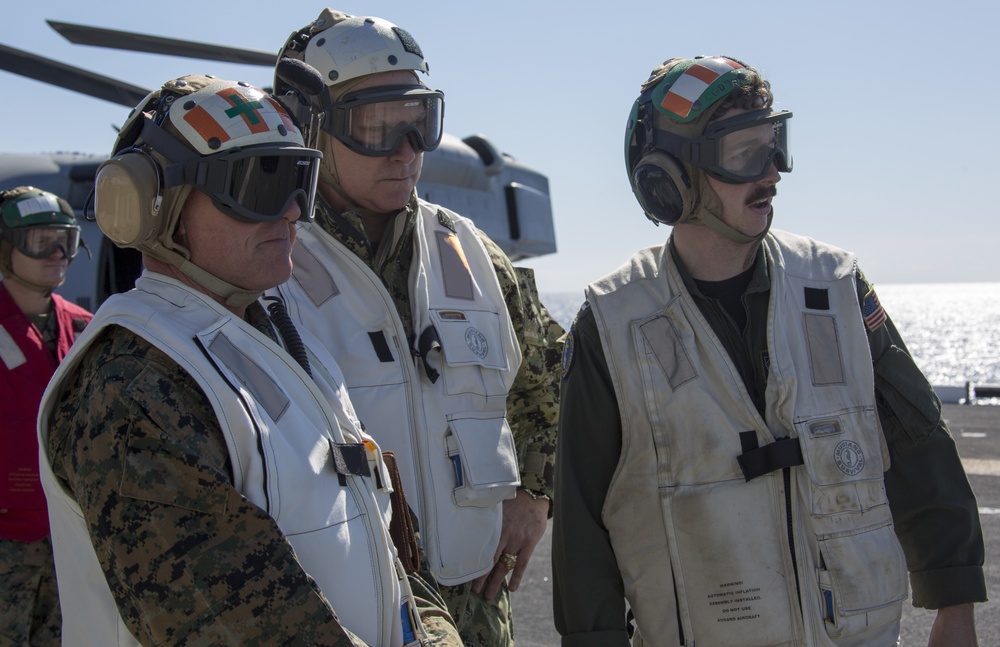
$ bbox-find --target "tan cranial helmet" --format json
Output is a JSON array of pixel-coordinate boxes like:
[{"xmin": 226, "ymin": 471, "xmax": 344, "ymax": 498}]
[{"xmin": 94, "ymin": 74, "xmax": 321, "ymax": 306}]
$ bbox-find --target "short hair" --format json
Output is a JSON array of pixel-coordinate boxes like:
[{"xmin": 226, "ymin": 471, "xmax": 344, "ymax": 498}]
[{"xmin": 707, "ymin": 59, "xmax": 773, "ymax": 122}]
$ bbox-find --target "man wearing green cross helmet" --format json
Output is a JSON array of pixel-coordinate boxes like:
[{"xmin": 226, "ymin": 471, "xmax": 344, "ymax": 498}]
[
  {"xmin": 36, "ymin": 74, "xmax": 461, "ymax": 646},
  {"xmin": 553, "ymin": 55, "xmax": 985, "ymax": 647},
  {"xmin": 1, "ymin": 186, "xmax": 93, "ymax": 645}
]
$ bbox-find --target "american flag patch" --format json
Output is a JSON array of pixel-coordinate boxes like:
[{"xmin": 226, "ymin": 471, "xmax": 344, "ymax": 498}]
[
  {"xmin": 862, "ymin": 287, "xmax": 887, "ymax": 332},
  {"xmin": 660, "ymin": 57, "xmax": 744, "ymax": 120}
]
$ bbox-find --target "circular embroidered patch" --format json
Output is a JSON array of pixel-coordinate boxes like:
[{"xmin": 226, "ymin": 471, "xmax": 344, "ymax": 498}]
[
  {"xmin": 834, "ymin": 440, "xmax": 865, "ymax": 476},
  {"xmin": 465, "ymin": 327, "xmax": 489, "ymax": 359},
  {"xmin": 560, "ymin": 330, "xmax": 575, "ymax": 380}
]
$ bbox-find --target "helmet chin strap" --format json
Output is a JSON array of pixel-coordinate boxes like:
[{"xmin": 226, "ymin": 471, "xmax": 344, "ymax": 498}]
[
  {"xmin": 2, "ymin": 271, "xmax": 63, "ymax": 297},
  {"xmin": 686, "ymin": 172, "xmax": 773, "ymax": 269},
  {"xmin": 318, "ymin": 134, "xmax": 407, "ymax": 223},
  {"xmin": 0, "ymin": 241, "xmax": 66, "ymax": 296},
  {"xmin": 179, "ymin": 261, "xmax": 262, "ymax": 309},
  {"xmin": 145, "ymin": 243, "xmax": 263, "ymax": 309}
]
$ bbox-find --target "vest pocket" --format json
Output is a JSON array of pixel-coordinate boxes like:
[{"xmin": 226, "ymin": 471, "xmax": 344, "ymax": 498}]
[
  {"xmin": 431, "ymin": 309, "xmax": 509, "ymax": 398},
  {"xmin": 445, "ymin": 415, "xmax": 519, "ymax": 508},
  {"xmin": 794, "ymin": 407, "xmax": 885, "ymax": 490},
  {"xmin": 816, "ymin": 518, "xmax": 907, "ymax": 640}
]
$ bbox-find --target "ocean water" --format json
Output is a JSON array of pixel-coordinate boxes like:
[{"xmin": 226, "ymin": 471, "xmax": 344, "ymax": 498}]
[{"xmin": 541, "ymin": 282, "xmax": 1000, "ymax": 387}]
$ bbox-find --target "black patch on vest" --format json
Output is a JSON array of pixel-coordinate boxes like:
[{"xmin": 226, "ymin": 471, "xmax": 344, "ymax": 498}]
[
  {"xmin": 436, "ymin": 209, "xmax": 456, "ymax": 232},
  {"xmin": 368, "ymin": 331, "xmax": 395, "ymax": 363},
  {"xmin": 804, "ymin": 287, "xmax": 830, "ymax": 310},
  {"xmin": 329, "ymin": 441, "xmax": 371, "ymax": 487}
]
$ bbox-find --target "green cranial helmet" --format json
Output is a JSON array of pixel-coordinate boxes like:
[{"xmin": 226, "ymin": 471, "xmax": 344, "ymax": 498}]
[
  {"xmin": 624, "ymin": 56, "xmax": 789, "ymax": 245},
  {"xmin": 1, "ymin": 186, "xmax": 76, "ymax": 232},
  {"xmin": 0, "ymin": 186, "xmax": 83, "ymax": 290}
]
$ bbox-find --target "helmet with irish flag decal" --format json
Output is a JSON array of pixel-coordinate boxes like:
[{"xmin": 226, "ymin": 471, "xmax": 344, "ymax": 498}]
[
  {"xmin": 624, "ymin": 56, "xmax": 791, "ymax": 245},
  {"xmin": 94, "ymin": 74, "xmax": 322, "ymax": 306}
]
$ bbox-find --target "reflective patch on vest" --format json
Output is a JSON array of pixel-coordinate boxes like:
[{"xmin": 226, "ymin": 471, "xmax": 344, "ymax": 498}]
[
  {"xmin": 206, "ymin": 332, "xmax": 291, "ymax": 421},
  {"xmin": 809, "ymin": 418, "xmax": 843, "ymax": 437},
  {"xmin": 804, "ymin": 287, "xmax": 830, "ymax": 310},
  {"xmin": 291, "ymin": 239, "xmax": 340, "ymax": 307},
  {"xmin": 0, "ymin": 324, "xmax": 26, "ymax": 369},
  {"xmin": 803, "ymin": 313, "xmax": 846, "ymax": 385},
  {"xmin": 639, "ymin": 315, "xmax": 697, "ymax": 390},
  {"xmin": 834, "ymin": 439, "xmax": 865, "ymax": 476},
  {"xmin": 560, "ymin": 329, "xmax": 575, "ymax": 380},
  {"xmin": 435, "ymin": 231, "xmax": 474, "ymax": 301}
]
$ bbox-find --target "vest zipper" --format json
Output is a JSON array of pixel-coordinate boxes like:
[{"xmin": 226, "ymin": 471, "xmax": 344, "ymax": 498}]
[{"xmin": 783, "ymin": 466, "xmax": 804, "ymax": 623}]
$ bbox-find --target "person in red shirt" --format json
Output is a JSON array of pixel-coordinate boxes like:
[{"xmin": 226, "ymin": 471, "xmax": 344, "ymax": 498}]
[{"xmin": 0, "ymin": 186, "xmax": 92, "ymax": 645}]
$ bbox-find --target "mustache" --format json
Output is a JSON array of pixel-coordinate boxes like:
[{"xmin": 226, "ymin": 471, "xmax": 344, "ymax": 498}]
[{"xmin": 746, "ymin": 185, "xmax": 778, "ymax": 205}]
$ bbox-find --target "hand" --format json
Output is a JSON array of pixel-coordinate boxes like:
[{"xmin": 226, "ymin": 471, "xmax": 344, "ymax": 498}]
[
  {"xmin": 470, "ymin": 489, "xmax": 549, "ymax": 601},
  {"xmin": 927, "ymin": 603, "xmax": 977, "ymax": 647}
]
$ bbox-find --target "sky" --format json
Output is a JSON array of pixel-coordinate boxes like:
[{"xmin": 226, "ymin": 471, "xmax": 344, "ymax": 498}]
[{"xmin": 2, "ymin": 0, "xmax": 998, "ymax": 295}]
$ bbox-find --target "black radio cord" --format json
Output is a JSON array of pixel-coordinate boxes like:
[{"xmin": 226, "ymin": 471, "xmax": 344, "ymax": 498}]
[{"xmin": 262, "ymin": 296, "xmax": 313, "ymax": 378}]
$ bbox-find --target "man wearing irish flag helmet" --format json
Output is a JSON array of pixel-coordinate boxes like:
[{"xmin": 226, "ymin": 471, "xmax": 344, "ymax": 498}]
[
  {"xmin": 553, "ymin": 56, "xmax": 985, "ymax": 647},
  {"xmin": 37, "ymin": 74, "xmax": 461, "ymax": 646}
]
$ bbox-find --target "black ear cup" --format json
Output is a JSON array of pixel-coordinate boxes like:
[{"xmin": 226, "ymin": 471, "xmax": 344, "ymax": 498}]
[
  {"xmin": 94, "ymin": 150, "xmax": 163, "ymax": 247},
  {"xmin": 631, "ymin": 151, "xmax": 694, "ymax": 225}
]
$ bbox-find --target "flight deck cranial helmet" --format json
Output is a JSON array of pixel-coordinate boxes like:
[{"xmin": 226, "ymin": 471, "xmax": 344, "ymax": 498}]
[
  {"xmin": 274, "ymin": 9, "xmax": 444, "ymax": 196},
  {"xmin": 94, "ymin": 74, "xmax": 322, "ymax": 307},
  {"xmin": 624, "ymin": 56, "xmax": 792, "ymax": 243},
  {"xmin": 0, "ymin": 186, "xmax": 83, "ymax": 293}
]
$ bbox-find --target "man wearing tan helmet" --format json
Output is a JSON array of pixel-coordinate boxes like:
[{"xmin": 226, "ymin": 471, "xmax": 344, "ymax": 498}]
[
  {"xmin": 553, "ymin": 56, "xmax": 985, "ymax": 647},
  {"xmin": 38, "ymin": 74, "xmax": 460, "ymax": 646},
  {"xmin": 269, "ymin": 9, "xmax": 562, "ymax": 646}
]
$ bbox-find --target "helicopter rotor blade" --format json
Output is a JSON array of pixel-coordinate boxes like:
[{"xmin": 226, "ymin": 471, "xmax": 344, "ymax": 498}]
[
  {"xmin": 48, "ymin": 20, "xmax": 276, "ymax": 67},
  {"xmin": 0, "ymin": 42, "xmax": 149, "ymax": 107}
]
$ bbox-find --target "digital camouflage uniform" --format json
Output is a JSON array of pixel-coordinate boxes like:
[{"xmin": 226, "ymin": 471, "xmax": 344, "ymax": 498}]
[
  {"xmin": 0, "ymin": 538, "xmax": 60, "ymax": 646},
  {"xmin": 45, "ymin": 303, "xmax": 461, "ymax": 646},
  {"xmin": 314, "ymin": 194, "xmax": 562, "ymax": 646}
]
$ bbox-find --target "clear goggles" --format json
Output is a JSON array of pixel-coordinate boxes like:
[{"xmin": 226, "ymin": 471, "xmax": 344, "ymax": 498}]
[
  {"xmin": 326, "ymin": 86, "xmax": 445, "ymax": 157},
  {"xmin": 177, "ymin": 145, "xmax": 322, "ymax": 222},
  {"xmin": 656, "ymin": 110, "xmax": 792, "ymax": 183},
  {"xmin": 7, "ymin": 225, "xmax": 81, "ymax": 260}
]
